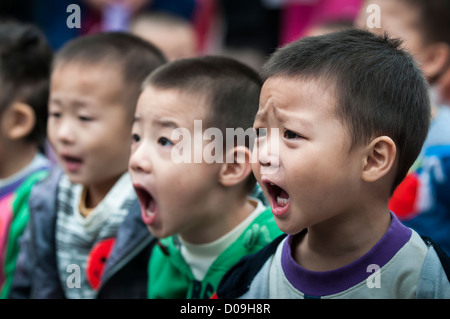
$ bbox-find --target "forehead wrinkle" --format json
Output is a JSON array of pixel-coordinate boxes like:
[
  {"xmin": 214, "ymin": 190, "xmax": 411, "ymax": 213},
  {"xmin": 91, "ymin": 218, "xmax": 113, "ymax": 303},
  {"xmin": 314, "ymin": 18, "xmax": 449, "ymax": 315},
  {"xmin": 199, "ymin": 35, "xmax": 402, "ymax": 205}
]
[
  {"xmin": 273, "ymin": 107, "xmax": 289, "ymax": 123},
  {"xmin": 254, "ymin": 110, "xmax": 265, "ymax": 122},
  {"xmin": 255, "ymin": 97, "xmax": 276, "ymax": 123},
  {"xmin": 258, "ymin": 77, "xmax": 338, "ymax": 132},
  {"xmin": 254, "ymin": 101, "xmax": 291, "ymax": 129}
]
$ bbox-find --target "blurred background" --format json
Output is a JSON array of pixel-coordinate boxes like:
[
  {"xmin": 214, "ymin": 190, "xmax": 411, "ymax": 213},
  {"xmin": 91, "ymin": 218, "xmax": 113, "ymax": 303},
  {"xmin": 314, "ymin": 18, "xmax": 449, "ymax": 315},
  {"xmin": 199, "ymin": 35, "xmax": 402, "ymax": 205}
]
[{"xmin": 0, "ymin": 0, "xmax": 363, "ymax": 70}]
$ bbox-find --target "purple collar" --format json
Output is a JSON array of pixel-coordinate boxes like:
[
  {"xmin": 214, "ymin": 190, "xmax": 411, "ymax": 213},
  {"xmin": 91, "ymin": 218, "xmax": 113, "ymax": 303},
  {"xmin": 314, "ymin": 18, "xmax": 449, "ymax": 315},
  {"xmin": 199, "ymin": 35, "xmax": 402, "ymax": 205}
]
[{"xmin": 281, "ymin": 213, "xmax": 412, "ymax": 297}]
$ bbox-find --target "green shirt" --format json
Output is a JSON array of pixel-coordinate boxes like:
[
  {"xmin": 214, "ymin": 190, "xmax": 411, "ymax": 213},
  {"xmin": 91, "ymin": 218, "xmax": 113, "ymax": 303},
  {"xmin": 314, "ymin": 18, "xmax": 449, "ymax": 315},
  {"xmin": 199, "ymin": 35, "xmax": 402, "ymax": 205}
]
[{"xmin": 148, "ymin": 206, "xmax": 282, "ymax": 299}]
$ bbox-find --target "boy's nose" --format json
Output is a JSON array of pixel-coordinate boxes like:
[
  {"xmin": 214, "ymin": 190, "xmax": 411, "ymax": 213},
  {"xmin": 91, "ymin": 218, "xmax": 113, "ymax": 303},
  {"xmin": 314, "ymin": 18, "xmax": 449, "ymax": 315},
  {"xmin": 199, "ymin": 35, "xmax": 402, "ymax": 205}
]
[
  {"xmin": 129, "ymin": 145, "xmax": 152, "ymax": 174},
  {"xmin": 256, "ymin": 132, "xmax": 279, "ymax": 167},
  {"xmin": 55, "ymin": 121, "xmax": 76, "ymax": 145},
  {"xmin": 255, "ymin": 132, "xmax": 280, "ymax": 175}
]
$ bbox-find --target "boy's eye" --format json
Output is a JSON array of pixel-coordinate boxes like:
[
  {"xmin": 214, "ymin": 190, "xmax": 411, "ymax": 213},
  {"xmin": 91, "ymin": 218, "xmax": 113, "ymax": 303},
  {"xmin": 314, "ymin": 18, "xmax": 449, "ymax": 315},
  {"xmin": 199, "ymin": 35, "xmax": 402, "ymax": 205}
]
[
  {"xmin": 283, "ymin": 129, "xmax": 300, "ymax": 139},
  {"xmin": 158, "ymin": 137, "xmax": 173, "ymax": 147},
  {"xmin": 78, "ymin": 115, "xmax": 93, "ymax": 122},
  {"xmin": 49, "ymin": 112, "xmax": 61, "ymax": 118},
  {"xmin": 132, "ymin": 133, "xmax": 141, "ymax": 143},
  {"xmin": 255, "ymin": 128, "xmax": 267, "ymax": 138}
]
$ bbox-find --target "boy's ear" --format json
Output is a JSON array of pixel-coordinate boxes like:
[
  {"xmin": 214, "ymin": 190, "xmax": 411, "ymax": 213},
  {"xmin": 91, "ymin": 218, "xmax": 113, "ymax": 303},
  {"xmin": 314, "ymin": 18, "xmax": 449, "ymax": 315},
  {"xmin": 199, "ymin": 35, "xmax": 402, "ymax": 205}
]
[
  {"xmin": 421, "ymin": 42, "xmax": 450, "ymax": 81},
  {"xmin": 219, "ymin": 146, "xmax": 253, "ymax": 188},
  {"xmin": 5, "ymin": 102, "xmax": 36, "ymax": 140},
  {"xmin": 361, "ymin": 136, "xmax": 396, "ymax": 183}
]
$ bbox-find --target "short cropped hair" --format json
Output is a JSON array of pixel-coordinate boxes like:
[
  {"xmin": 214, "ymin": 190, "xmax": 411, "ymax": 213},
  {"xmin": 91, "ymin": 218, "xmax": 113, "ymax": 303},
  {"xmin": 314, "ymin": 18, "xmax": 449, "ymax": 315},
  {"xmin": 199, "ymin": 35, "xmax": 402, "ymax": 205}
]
[
  {"xmin": 143, "ymin": 56, "xmax": 263, "ymax": 193},
  {"xmin": 262, "ymin": 29, "xmax": 430, "ymax": 193},
  {"xmin": 0, "ymin": 20, "xmax": 52, "ymax": 148},
  {"xmin": 53, "ymin": 32, "xmax": 167, "ymax": 115}
]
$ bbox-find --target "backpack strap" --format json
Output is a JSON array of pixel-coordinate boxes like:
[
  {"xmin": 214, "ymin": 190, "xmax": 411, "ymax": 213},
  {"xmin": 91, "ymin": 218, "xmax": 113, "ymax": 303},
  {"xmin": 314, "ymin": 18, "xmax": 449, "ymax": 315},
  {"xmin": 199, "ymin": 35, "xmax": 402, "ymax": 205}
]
[
  {"xmin": 421, "ymin": 236, "xmax": 450, "ymax": 282},
  {"xmin": 216, "ymin": 234, "xmax": 287, "ymax": 298}
]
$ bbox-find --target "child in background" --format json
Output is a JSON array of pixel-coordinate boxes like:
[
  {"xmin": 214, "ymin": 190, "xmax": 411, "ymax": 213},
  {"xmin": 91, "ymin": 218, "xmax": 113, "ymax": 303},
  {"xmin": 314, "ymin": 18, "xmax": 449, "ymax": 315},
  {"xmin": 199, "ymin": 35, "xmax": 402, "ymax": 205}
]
[
  {"xmin": 10, "ymin": 32, "xmax": 166, "ymax": 299},
  {"xmin": 130, "ymin": 11, "xmax": 198, "ymax": 61},
  {"xmin": 129, "ymin": 56, "xmax": 282, "ymax": 299},
  {"xmin": 216, "ymin": 29, "xmax": 450, "ymax": 299},
  {"xmin": 356, "ymin": 0, "xmax": 450, "ymax": 254},
  {"xmin": 0, "ymin": 21, "xmax": 53, "ymax": 298},
  {"xmin": 304, "ymin": 19, "xmax": 354, "ymax": 37}
]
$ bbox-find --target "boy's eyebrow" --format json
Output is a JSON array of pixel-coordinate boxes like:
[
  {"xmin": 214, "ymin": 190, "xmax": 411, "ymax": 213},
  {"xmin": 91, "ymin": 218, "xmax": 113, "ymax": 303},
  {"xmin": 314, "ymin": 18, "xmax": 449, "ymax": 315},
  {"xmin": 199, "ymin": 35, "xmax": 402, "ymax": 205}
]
[
  {"xmin": 133, "ymin": 116, "xmax": 180, "ymax": 129},
  {"xmin": 144, "ymin": 117, "xmax": 180, "ymax": 129},
  {"xmin": 49, "ymin": 97, "xmax": 62, "ymax": 106},
  {"xmin": 154, "ymin": 119, "xmax": 179, "ymax": 129},
  {"xmin": 49, "ymin": 96, "xmax": 91, "ymax": 109},
  {"xmin": 277, "ymin": 109, "xmax": 313, "ymax": 129}
]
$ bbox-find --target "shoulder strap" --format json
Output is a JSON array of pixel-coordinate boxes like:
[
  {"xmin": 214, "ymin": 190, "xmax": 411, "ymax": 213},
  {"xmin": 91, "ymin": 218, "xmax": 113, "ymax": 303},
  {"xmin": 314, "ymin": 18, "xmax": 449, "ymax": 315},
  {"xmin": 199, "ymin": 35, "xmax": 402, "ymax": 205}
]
[
  {"xmin": 421, "ymin": 236, "xmax": 450, "ymax": 282},
  {"xmin": 216, "ymin": 233, "xmax": 287, "ymax": 299}
]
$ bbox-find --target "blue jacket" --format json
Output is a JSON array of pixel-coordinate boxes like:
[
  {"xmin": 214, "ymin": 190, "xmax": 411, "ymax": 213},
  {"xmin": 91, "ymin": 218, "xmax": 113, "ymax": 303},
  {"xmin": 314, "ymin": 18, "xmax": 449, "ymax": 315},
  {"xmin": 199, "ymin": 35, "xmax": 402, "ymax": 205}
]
[
  {"xmin": 389, "ymin": 106, "xmax": 450, "ymax": 255},
  {"xmin": 403, "ymin": 145, "xmax": 450, "ymax": 255},
  {"xmin": 9, "ymin": 167, "xmax": 156, "ymax": 299}
]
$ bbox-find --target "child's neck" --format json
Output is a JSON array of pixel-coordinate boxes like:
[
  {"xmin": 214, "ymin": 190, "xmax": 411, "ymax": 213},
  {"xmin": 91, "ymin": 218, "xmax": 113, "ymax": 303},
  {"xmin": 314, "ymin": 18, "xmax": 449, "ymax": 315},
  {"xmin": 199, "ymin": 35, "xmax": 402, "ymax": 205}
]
[
  {"xmin": 292, "ymin": 208, "xmax": 392, "ymax": 272},
  {"xmin": 180, "ymin": 195, "xmax": 255, "ymax": 245},
  {"xmin": 80, "ymin": 173, "xmax": 124, "ymax": 216}
]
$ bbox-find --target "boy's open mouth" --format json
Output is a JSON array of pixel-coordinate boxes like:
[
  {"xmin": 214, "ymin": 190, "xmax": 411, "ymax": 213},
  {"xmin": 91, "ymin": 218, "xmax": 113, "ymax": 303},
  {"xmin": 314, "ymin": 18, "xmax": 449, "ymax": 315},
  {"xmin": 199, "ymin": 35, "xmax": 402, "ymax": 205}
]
[
  {"xmin": 61, "ymin": 155, "xmax": 83, "ymax": 172},
  {"xmin": 134, "ymin": 185, "xmax": 158, "ymax": 225},
  {"xmin": 263, "ymin": 180, "xmax": 290, "ymax": 217}
]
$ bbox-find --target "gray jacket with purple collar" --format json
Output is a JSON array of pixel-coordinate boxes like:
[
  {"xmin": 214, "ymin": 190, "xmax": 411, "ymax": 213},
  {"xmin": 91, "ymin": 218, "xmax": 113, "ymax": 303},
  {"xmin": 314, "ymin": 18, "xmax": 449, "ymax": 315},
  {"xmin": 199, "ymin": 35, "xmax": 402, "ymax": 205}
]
[{"xmin": 216, "ymin": 215, "xmax": 450, "ymax": 299}]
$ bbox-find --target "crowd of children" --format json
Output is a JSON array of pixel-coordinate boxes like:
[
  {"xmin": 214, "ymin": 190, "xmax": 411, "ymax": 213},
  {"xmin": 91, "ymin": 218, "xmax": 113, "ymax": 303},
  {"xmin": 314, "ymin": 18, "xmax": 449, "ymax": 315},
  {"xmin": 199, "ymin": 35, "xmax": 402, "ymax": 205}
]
[{"xmin": 1, "ymin": 0, "xmax": 450, "ymax": 300}]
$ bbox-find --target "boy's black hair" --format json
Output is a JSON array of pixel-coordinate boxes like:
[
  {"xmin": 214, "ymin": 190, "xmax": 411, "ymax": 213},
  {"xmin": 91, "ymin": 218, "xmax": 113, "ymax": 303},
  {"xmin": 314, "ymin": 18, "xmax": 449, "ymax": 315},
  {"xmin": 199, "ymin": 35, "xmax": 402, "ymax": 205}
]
[
  {"xmin": 143, "ymin": 56, "xmax": 263, "ymax": 193},
  {"xmin": 0, "ymin": 20, "xmax": 53, "ymax": 149},
  {"xmin": 262, "ymin": 28, "xmax": 430, "ymax": 193},
  {"xmin": 53, "ymin": 31, "xmax": 167, "ymax": 116}
]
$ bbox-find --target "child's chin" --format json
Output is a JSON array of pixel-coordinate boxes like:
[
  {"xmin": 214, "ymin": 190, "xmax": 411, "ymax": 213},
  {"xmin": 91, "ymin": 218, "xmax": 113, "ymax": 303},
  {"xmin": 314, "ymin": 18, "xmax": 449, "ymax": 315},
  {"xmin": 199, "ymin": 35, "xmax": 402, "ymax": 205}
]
[
  {"xmin": 275, "ymin": 217, "xmax": 305, "ymax": 236},
  {"xmin": 147, "ymin": 227, "xmax": 171, "ymax": 240},
  {"xmin": 65, "ymin": 173, "xmax": 85, "ymax": 185}
]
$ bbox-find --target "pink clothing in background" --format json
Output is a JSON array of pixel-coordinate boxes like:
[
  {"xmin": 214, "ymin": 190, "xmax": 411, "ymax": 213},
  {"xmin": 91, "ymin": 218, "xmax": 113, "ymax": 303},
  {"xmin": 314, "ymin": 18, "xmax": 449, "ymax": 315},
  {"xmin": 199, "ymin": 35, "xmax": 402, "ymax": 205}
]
[{"xmin": 280, "ymin": 0, "xmax": 363, "ymax": 45}]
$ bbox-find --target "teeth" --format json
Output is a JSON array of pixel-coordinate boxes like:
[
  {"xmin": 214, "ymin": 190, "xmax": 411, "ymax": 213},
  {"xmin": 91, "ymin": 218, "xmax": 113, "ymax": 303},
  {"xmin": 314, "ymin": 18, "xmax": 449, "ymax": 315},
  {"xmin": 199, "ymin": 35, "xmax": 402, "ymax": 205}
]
[
  {"xmin": 270, "ymin": 183, "xmax": 274, "ymax": 186},
  {"xmin": 277, "ymin": 196, "xmax": 289, "ymax": 206}
]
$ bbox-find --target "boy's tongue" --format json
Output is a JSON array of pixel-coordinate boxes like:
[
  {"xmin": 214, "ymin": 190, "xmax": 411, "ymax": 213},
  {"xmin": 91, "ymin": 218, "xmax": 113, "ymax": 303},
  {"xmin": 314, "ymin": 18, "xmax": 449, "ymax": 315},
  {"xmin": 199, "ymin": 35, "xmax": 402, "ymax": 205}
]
[
  {"xmin": 146, "ymin": 197, "xmax": 156, "ymax": 213},
  {"xmin": 140, "ymin": 193, "xmax": 157, "ymax": 225}
]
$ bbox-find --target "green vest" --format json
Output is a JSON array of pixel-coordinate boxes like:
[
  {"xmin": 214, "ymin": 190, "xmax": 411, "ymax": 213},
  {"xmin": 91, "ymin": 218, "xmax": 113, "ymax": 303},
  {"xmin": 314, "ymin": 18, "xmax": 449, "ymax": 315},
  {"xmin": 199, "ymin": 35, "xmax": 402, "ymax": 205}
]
[{"xmin": 148, "ymin": 207, "xmax": 282, "ymax": 299}]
